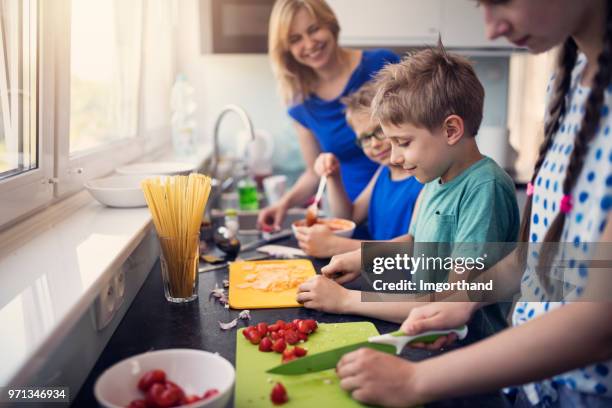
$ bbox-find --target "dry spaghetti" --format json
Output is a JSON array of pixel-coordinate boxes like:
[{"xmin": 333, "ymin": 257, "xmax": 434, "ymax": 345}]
[{"xmin": 141, "ymin": 174, "xmax": 211, "ymax": 299}]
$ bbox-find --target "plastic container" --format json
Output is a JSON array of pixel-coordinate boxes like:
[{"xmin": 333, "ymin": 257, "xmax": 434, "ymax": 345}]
[{"xmin": 236, "ymin": 165, "xmax": 259, "ymax": 211}]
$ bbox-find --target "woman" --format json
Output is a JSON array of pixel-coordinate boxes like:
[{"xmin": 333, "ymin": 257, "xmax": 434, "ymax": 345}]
[{"xmin": 257, "ymin": 0, "xmax": 399, "ymax": 231}]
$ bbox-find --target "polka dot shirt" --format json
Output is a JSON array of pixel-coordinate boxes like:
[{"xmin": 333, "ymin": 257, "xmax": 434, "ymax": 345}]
[{"xmin": 512, "ymin": 54, "xmax": 612, "ymax": 404}]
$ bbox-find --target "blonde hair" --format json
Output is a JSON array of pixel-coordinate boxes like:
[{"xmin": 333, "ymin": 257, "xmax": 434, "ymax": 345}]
[
  {"xmin": 341, "ymin": 81, "xmax": 377, "ymax": 126},
  {"xmin": 371, "ymin": 44, "xmax": 484, "ymax": 137},
  {"xmin": 268, "ymin": 0, "xmax": 340, "ymax": 104}
]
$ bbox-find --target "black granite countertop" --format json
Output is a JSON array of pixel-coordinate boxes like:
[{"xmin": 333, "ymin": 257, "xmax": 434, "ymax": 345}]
[{"xmin": 73, "ymin": 238, "xmax": 508, "ymax": 408}]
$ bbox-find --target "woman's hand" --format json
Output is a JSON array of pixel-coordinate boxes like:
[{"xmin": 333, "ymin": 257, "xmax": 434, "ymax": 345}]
[
  {"xmin": 294, "ymin": 224, "xmax": 338, "ymax": 258},
  {"xmin": 313, "ymin": 153, "xmax": 340, "ymax": 177},
  {"xmin": 320, "ymin": 249, "xmax": 362, "ymax": 284},
  {"xmin": 336, "ymin": 348, "xmax": 425, "ymax": 407},
  {"xmin": 296, "ymin": 275, "xmax": 351, "ymax": 313},
  {"xmin": 400, "ymin": 302, "xmax": 477, "ymax": 350},
  {"xmin": 257, "ymin": 201, "xmax": 288, "ymax": 231}
]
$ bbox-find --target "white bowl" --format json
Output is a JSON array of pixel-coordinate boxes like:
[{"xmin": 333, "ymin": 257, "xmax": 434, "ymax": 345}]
[
  {"xmin": 94, "ymin": 349, "xmax": 235, "ymax": 408},
  {"xmin": 85, "ymin": 175, "xmax": 153, "ymax": 208},
  {"xmin": 291, "ymin": 217, "xmax": 356, "ymax": 239},
  {"xmin": 116, "ymin": 161, "xmax": 195, "ymax": 176}
]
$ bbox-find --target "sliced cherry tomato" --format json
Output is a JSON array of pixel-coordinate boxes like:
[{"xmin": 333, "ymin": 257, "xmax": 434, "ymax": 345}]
[
  {"xmin": 270, "ymin": 382, "xmax": 288, "ymax": 405},
  {"xmin": 145, "ymin": 381, "xmax": 184, "ymax": 408},
  {"xmin": 165, "ymin": 381, "xmax": 185, "ymax": 400},
  {"xmin": 297, "ymin": 332, "xmax": 308, "ymax": 342},
  {"xmin": 272, "ymin": 338, "xmax": 286, "ymax": 353},
  {"xmin": 305, "ymin": 319, "xmax": 318, "ymax": 332},
  {"xmin": 292, "ymin": 319, "xmax": 301, "ymax": 325},
  {"xmin": 126, "ymin": 399, "xmax": 147, "ymax": 408},
  {"xmin": 281, "ymin": 348, "xmax": 296, "ymax": 363},
  {"xmin": 275, "ymin": 320, "xmax": 287, "ymax": 329},
  {"xmin": 285, "ymin": 322, "xmax": 297, "ymax": 331},
  {"xmin": 247, "ymin": 331, "xmax": 262, "ymax": 345},
  {"xmin": 202, "ymin": 388, "xmax": 220, "ymax": 400},
  {"xmin": 268, "ymin": 323, "xmax": 280, "ymax": 332},
  {"xmin": 259, "ymin": 336, "xmax": 273, "ymax": 352},
  {"xmin": 137, "ymin": 369, "xmax": 166, "ymax": 392},
  {"xmin": 256, "ymin": 322, "xmax": 269, "ymax": 336},
  {"xmin": 297, "ymin": 319, "xmax": 317, "ymax": 334},
  {"xmin": 270, "ymin": 331, "xmax": 281, "ymax": 340},
  {"xmin": 284, "ymin": 330, "xmax": 299, "ymax": 345},
  {"xmin": 181, "ymin": 394, "xmax": 202, "ymax": 404},
  {"xmin": 293, "ymin": 346, "xmax": 307, "ymax": 357}
]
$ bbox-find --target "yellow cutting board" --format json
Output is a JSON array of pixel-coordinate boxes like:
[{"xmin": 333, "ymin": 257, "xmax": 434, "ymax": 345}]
[{"xmin": 229, "ymin": 259, "xmax": 316, "ymax": 309}]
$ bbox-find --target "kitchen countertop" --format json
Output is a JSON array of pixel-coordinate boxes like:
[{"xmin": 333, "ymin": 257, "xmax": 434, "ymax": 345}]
[{"xmin": 74, "ymin": 238, "xmax": 509, "ymax": 408}]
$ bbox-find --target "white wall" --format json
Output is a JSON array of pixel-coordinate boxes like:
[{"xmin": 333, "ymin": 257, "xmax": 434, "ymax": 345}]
[{"xmin": 176, "ymin": 0, "xmax": 305, "ymax": 181}]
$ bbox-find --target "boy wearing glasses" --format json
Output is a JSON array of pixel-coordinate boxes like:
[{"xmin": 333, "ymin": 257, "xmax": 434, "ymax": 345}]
[{"xmin": 294, "ymin": 82, "xmax": 423, "ymax": 258}]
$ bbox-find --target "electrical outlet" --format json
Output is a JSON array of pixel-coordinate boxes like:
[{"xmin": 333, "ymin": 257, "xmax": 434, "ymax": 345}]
[
  {"xmin": 113, "ymin": 268, "xmax": 126, "ymax": 308},
  {"xmin": 94, "ymin": 276, "xmax": 116, "ymax": 331}
]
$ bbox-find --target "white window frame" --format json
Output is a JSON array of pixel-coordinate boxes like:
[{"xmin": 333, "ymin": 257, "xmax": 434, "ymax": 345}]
[{"xmin": 0, "ymin": 0, "xmax": 54, "ymax": 228}]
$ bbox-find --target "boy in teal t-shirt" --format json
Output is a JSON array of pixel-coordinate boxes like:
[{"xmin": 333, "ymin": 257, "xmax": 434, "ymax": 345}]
[{"xmin": 296, "ymin": 46, "xmax": 518, "ymax": 333}]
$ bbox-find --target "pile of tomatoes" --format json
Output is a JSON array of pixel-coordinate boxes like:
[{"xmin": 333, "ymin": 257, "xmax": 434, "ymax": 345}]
[
  {"xmin": 242, "ymin": 319, "xmax": 318, "ymax": 363},
  {"xmin": 126, "ymin": 369, "xmax": 219, "ymax": 408}
]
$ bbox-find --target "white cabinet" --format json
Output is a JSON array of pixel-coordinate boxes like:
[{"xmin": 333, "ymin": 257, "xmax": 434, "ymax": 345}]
[
  {"xmin": 327, "ymin": 0, "xmax": 513, "ymax": 49},
  {"xmin": 439, "ymin": 0, "xmax": 511, "ymax": 48},
  {"xmin": 328, "ymin": 0, "xmax": 441, "ymax": 46}
]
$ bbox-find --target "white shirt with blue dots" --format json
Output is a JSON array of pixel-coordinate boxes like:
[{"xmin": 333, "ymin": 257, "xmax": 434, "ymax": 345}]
[{"xmin": 512, "ymin": 54, "xmax": 612, "ymax": 404}]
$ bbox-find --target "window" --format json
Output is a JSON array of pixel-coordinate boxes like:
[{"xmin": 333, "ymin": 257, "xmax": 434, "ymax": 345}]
[
  {"xmin": 0, "ymin": 0, "xmax": 37, "ymax": 180},
  {"xmin": 0, "ymin": 0, "xmax": 175, "ymax": 229}
]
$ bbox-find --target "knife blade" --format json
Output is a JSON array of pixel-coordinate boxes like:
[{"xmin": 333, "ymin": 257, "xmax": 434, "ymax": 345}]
[
  {"xmin": 266, "ymin": 341, "xmax": 395, "ymax": 375},
  {"xmin": 266, "ymin": 326, "xmax": 468, "ymax": 375}
]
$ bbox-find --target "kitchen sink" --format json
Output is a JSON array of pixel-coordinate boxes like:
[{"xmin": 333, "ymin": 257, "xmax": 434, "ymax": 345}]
[{"xmin": 209, "ymin": 208, "xmax": 307, "ymax": 232}]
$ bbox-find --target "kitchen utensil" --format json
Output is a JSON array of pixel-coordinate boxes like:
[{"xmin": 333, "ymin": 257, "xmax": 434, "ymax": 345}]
[
  {"xmin": 228, "ymin": 259, "xmax": 316, "ymax": 309},
  {"xmin": 239, "ymin": 229, "xmax": 293, "ymax": 252},
  {"xmin": 267, "ymin": 325, "xmax": 468, "ymax": 375},
  {"xmin": 85, "ymin": 175, "xmax": 153, "ymax": 208},
  {"xmin": 235, "ymin": 322, "xmax": 380, "ymax": 408},
  {"xmin": 291, "ymin": 218, "xmax": 356, "ymax": 239},
  {"xmin": 94, "ymin": 348, "xmax": 234, "ymax": 408},
  {"xmin": 306, "ymin": 176, "xmax": 327, "ymax": 226},
  {"xmin": 213, "ymin": 226, "xmax": 241, "ymax": 261}
]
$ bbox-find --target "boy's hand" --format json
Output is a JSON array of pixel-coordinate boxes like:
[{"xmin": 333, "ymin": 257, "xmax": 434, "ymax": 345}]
[
  {"xmin": 321, "ymin": 249, "xmax": 362, "ymax": 284},
  {"xmin": 296, "ymin": 276, "xmax": 350, "ymax": 313},
  {"xmin": 294, "ymin": 224, "xmax": 337, "ymax": 258},
  {"xmin": 257, "ymin": 202, "xmax": 287, "ymax": 231},
  {"xmin": 314, "ymin": 153, "xmax": 340, "ymax": 177},
  {"xmin": 400, "ymin": 302, "xmax": 476, "ymax": 350},
  {"xmin": 336, "ymin": 348, "xmax": 423, "ymax": 407}
]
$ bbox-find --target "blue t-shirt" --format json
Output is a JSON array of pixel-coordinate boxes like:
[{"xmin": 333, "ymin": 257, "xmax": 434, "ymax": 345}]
[
  {"xmin": 288, "ymin": 49, "xmax": 400, "ymax": 200},
  {"xmin": 368, "ymin": 166, "xmax": 423, "ymax": 240}
]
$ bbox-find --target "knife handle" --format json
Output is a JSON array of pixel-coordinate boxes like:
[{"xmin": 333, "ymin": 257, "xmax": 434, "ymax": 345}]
[{"xmin": 369, "ymin": 325, "xmax": 468, "ymax": 354}]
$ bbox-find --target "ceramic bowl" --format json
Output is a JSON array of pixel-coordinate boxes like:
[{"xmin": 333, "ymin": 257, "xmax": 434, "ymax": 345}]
[
  {"xmin": 85, "ymin": 175, "xmax": 154, "ymax": 208},
  {"xmin": 291, "ymin": 217, "xmax": 356, "ymax": 239},
  {"xmin": 94, "ymin": 348, "xmax": 235, "ymax": 408}
]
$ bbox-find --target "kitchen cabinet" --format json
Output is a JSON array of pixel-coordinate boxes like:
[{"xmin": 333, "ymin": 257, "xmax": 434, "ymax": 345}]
[{"xmin": 327, "ymin": 0, "xmax": 513, "ymax": 50}]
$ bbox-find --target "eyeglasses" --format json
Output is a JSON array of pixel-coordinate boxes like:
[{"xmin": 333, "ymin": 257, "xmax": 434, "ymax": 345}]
[{"xmin": 355, "ymin": 127, "xmax": 385, "ymax": 148}]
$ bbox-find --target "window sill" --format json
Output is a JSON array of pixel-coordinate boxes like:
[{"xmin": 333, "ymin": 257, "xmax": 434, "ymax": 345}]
[{"xmin": 0, "ymin": 145, "xmax": 212, "ymax": 387}]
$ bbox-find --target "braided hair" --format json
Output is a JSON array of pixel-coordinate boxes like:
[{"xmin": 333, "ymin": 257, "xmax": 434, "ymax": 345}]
[{"xmin": 520, "ymin": 1, "xmax": 612, "ymax": 291}]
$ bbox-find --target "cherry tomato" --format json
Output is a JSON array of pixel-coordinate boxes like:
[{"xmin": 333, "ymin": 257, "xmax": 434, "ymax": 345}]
[
  {"xmin": 281, "ymin": 348, "xmax": 296, "ymax": 363},
  {"xmin": 256, "ymin": 322, "xmax": 269, "ymax": 336},
  {"xmin": 293, "ymin": 346, "xmax": 307, "ymax": 357},
  {"xmin": 165, "ymin": 381, "xmax": 185, "ymax": 400},
  {"xmin": 145, "ymin": 382, "xmax": 181, "ymax": 408},
  {"xmin": 292, "ymin": 319, "xmax": 301, "ymax": 325},
  {"xmin": 297, "ymin": 332, "xmax": 308, "ymax": 342},
  {"xmin": 275, "ymin": 320, "xmax": 287, "ymax": 329},
  {"xmin": 285, "ymin": 322, "xmax": 297, "ymax": 331},
  {"xmin": 272, "ymin": 338, "xmax": 287, "ymax": 353},
  {"xmin": 259, "ymin": 337, "xmax": 273, "ymax": 352},
  {"xmin": 181, "ymin": 394, "xmax": 202, "ymax": 404},
  {"xmin": 126, "ymin": 399, "xmax": 147, "ymax": 408},
  {"xmin": 268, "ymin": 323, "xmax": 280, "ymax": 332},
  {"xmin": 202, "ymin": 388, "xmax": 220, "ymax": 400},
  {"xmin": 248, "ymin": 331, "xmax": 262, "ymax": 345},
  {"xmin": 270, "ymin": 382, "xmax": 288, "ymax": 405},
  {"xmin": 284, "ymin": 330, "xmax": 299, "ymax": 345},
  {"xmin": 305, "ymin": 319, "xmax": 318, "ymax": 332},
  {"xmin": 137, "ymin": 369, "xmax": 166, "ymax": 392},
  {"xmin": 270, "ymin": 331, "xmax": 281, "ymax": 340}
]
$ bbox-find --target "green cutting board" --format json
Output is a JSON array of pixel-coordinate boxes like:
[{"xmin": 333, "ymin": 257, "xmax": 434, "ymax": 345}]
[{"xmin": 235, "ymin": 322, "xmax": 379, "ymax": 407}]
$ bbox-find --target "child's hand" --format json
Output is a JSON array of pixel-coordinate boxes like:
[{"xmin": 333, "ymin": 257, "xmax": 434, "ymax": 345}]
[
  {"xmin": 294, "ymin": 224, "xmax": 337, "ymax": 258},
  {"xmin": 400, "ymin": 302, "xmax": 476, "ymax": 350},
  {"xmin": 321, "ymin": 249, "xmax": 361, "ymax": 284},
  {"xmin": 314, "ymin": 153, "xmax": 340, "ymax": 177},
  {"xmin": 296, "ymin": 276, "xmax": 350, "ymax": 313},
  {"xmin": 336, "ymin": 348, "xmax": 423, "ymax": 407}
]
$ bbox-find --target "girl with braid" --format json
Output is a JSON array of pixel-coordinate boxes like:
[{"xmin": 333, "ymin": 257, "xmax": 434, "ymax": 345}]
[{"xmin": 332, "ymin": 1, "xmax": 612, "ymax": 407}]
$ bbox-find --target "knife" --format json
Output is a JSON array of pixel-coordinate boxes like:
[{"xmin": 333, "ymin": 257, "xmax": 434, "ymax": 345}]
[{"xmin": 266, "ymin": 325, "xmax": 468, "ymax": 375}]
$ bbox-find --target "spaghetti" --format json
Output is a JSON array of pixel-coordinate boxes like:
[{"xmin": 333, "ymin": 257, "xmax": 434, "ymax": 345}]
[{"xmin": 142, "ymin": 174, "xmax": 212, "ymax": 299}]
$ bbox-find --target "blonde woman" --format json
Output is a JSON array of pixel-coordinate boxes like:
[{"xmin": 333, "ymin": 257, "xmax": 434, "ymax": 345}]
[{"xmin": 257, "ymin": 0, "xmax": 399, "ymax": 231}]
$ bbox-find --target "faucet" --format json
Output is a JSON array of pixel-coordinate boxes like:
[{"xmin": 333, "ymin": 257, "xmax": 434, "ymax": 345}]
[{"xmin": 210, "ymin": 104, "xmax": 256, "ymax": 180}]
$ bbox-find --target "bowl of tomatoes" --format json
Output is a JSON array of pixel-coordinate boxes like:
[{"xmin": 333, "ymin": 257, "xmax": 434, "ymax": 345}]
[{"xmin": 94, "ymin": 349, "xmax": 234, "ymax": 408}]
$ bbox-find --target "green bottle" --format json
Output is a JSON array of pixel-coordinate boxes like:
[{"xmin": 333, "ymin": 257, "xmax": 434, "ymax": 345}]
[{"xmin": 237, "ymin": 165, "xmax": 259, "ymax": 211}]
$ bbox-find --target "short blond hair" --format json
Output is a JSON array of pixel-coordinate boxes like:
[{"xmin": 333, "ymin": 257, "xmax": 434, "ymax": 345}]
[
  {"xmin": 371, "ymin": 45, "xmax": 484, "ymax": 136},
  {"xmin": 341, "ymin": 81, "xmax": 377, "ymax": 126},
  {"xmin": 268, "ymin": 0, "xmax": 340, "ymax": 104}
]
